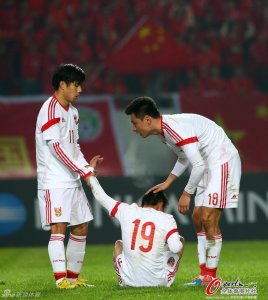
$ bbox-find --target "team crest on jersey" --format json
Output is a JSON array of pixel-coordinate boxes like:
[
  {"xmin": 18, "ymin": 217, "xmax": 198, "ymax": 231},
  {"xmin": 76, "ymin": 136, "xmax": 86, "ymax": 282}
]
[
  {"xmin": 74, "ymin": 115, "xmax": 79, "ymax": 125},
  {"xmin": 54, "ymin": 207, "xmax": 62, "ymax": 217}
]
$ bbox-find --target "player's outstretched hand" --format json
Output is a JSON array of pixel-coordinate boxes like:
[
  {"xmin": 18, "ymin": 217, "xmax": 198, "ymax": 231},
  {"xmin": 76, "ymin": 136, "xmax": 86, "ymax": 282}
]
[
  {"xmin": 145, "ymin": 181, "xmax": 170, "ymax": 194},
  {"xmin": 89, "ymin": 155, "xmax": 104, "ymax": 170},
  {"xmin": 178, "ymin": 191, "xmax": 191, "ymax": 214}
]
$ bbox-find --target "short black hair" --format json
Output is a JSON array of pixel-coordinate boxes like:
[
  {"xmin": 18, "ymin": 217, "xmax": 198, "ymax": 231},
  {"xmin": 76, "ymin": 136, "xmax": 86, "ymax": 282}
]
[
  {"xmin": 51, "ymin": 63, "xmax": 85, "ymax": 90},
  {"xmin": 141, "ymin": 191, "xmax": 168, "ymax": 209},
  {"xmin": 124, "ymin": 96, "xmax": 160, "ymax": 119}
]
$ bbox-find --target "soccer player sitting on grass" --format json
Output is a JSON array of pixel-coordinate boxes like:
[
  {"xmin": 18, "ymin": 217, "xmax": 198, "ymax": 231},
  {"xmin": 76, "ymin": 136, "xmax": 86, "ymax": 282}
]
[{"xmin": 87, "ymin": 155, "xmax": 185, "ymax": 287}]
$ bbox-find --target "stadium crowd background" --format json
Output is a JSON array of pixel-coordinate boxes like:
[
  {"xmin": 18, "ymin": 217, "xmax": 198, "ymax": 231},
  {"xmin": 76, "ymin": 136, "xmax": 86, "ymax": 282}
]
[{"xmin": 1, "ymin": 0, "xmax": 268, "ymax": 96}]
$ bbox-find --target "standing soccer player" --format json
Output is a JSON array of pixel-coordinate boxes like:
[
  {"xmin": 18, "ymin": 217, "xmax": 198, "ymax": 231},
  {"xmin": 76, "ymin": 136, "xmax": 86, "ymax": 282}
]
[
  {"xmin": 124, "ymin": 96, "xmax": 241, "ymax": 286},
  {"xmin": 87, "ymin": 155, "xmax": 184, "ymax": 287},
  {"xmin": 35, "ymin": 64, "xmax": 94, "ymax": 289}
]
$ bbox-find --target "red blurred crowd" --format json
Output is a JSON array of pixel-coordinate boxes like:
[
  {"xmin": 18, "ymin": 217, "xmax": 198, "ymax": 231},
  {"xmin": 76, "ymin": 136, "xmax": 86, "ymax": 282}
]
[{"xmin": 0, "ymin": 0, "xmax": 268, "ymax": 95}]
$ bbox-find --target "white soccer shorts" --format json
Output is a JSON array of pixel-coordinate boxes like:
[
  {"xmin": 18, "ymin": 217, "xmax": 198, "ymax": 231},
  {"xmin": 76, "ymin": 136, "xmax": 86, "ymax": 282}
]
[
  {"xmin": 38, "ymin": 186, "xmax": 93, "ymax": 230},
  {"xmin": 113, "ymin": 251, "xmax": 180, "ymax": 287},
  {"xmin": 195, "ymin": 153, "xmax": 241, "ymax": 208}
]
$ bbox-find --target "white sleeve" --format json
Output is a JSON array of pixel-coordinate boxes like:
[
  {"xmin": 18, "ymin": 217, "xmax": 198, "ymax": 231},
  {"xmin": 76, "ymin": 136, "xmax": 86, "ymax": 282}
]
[
  {"xmin": 167, "ymin": 233, "xmax": 183, "ymax": 254},
  {"xmin": 184, "ymin": 151, "xmax": 205, "ymax": 194},
  {"xmin": 47, "ymin": 140, "xmax": 92, "ymax": 179},
  {"xmin": 89, "ymin": 176, "xmax": 119, "ymax": 214},
  {"xmin": 171, "ymin": 158, "xmax": 190, "ymax": 177},
  {"xmin": 75, "ymin": 142, "xmax": 89, "ymax": 167},
  {"xmin": 74, "ymin": 114, "xmax": 89, "ymax": 167},
  {"xmin": 166, "ymin": 217, "xmax": 183, "ymax": 254}
]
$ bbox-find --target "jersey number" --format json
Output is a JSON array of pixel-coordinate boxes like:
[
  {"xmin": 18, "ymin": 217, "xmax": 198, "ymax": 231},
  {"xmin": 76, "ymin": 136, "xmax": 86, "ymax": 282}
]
[
  {"xmin": 69, "ymin": 130, "xmax": 75, "ymax": 143},
  {"xmin": 208, "ymin": 193, "xmax": 219, "ymax": 205},
  {"xmin": 131, "ymin": 219, "xmax": 156, "ymax": 253}
]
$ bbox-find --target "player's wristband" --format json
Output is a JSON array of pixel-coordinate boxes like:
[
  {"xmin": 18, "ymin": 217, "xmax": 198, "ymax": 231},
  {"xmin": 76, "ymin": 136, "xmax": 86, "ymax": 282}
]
[
  {"xmin": 86, "ymin": 166, "xmax": 95, "ymax": 173},
  {"xmin": 82, "ymin": 167, "xmax": 95, "ymax": 179}
]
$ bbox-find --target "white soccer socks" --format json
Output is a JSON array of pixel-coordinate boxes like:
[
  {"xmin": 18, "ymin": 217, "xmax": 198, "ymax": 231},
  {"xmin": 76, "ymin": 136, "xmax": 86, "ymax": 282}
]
[
  {"xmin": 66, "ymin": 233, "xmax": 87, "ymax": 282},
  {"xmin": 197, "ymin": 231, "xmax": 207, "ymax": 276},
  {"xmin": 205, "ymin": 234, "xmax": 222, "ymax": 278},
  {"xmin": 48, "ymin": 234, "xmax": 66, "ymax": 282}
]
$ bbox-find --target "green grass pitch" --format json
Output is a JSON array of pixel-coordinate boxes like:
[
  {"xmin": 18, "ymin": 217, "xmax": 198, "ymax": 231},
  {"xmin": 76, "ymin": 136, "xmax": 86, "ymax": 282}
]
[{"xmin": 0, "ymin": 241, "xmax": 266, "ymax": 300}]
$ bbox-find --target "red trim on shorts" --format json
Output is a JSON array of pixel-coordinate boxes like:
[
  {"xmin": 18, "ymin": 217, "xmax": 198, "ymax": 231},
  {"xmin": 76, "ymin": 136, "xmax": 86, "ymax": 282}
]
[
  {"xmin": 110, "ymin": 202, "xmax": 122, "ymax": 217},
  {"xmin": 41, "ymin": 118, "xmax": 61, "ymax": 132},
  {"xmin": 175, "ymin": 137, "xmax": 198, "ymax": 147},
  {"xmin": 220, "ymin": 163, "xmax": 228, "ymax": 208},
  {"xmin": 114, "ymin": 256, "xmax": 123, "ymax": 285},
  {"xmin": 45, "ymin": 190, "xmax": 51, "ymax": 224},
  {"xmin": 167, "ymin": 259, "xmax": 180, "ymax": 282},
  {"xmin": 166, "ymin": 228, "xmax": 178, "ymax": 241}
]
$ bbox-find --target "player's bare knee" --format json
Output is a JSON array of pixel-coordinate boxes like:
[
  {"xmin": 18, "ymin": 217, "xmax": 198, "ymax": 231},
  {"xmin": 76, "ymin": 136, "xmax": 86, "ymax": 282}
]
[
  {"xmin": 192, "ymin": 212, "xmax": 201, "ymax": 226},
  {"xmin": 178, "ymin": 236, "xmax": 185, "ymax": 257},
  {"xmin": 71, "ymin": 222, "xmax": 88, "ymax": 236},
  {"xmin": 114, "ymin": 240, "xmax": 123, "ymax": 251},
  {"xmin": 51, "ymin": 222, "xmax": 67, "ymax": 234},
  {"xmin": 201, "ymin": 214, "xmax": 209, "ymax": 225},
  {"xmin": 192, "ymin": 209, "xmax": 203, "ymax": 230},
  {"xmin": 113, "ymin": 240, "xmax": 123, "ymax": 258},
  {"xmin": 201, "ymin": 214, "xmax": 214, "ymax": 233}
]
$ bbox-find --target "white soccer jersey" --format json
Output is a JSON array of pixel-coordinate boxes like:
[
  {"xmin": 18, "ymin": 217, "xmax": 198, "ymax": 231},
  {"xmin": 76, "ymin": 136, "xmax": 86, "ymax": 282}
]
[
  {"xmin": 89, "ymin": 176, "xmax": 181, "ymax": 287},
  {"xmin": 160, "ymin": 114, "xmax": 238, "ymax": 193},
  {"xmin": 36, "ymin": 95, "xmax": 91, "ymax": 189}
]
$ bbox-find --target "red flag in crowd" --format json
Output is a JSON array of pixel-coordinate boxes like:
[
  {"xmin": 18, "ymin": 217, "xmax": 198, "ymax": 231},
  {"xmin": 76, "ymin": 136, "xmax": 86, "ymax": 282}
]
[{"xmin": 106, "ymin": 18, "xmax": 190, "ymax": 74}]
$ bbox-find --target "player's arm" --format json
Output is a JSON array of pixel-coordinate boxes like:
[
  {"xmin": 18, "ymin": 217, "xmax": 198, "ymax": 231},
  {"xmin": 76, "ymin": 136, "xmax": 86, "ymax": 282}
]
[
  {"xmin": 178, "ymin": 146, "xmax": 205, "ymax": 214},
  {"xmin": 146, "ymin": 157, "xmax": 189, "ymax": 194},
  {"xmin": 74, "ymin": 142, "xmax": 89, "ymax": 167},
  {"xmin": 183, "ymin": 150, "xmax": 205, "ymax": 195},
  {"xmin": 166, "ymin": 218, "xmax": 184, "ymax": 255},
  {"xmin": 47, "ymin": 140, "xmax": 92, "ymax": 179},
  {"xmin": 40, "ymin": 107, "xmax": 92, "ymax": 180},
  {"xmin": 171, "ymin": 157, "xmax": 190, "ymax": 178},
  {"xmin": 88, "ymin": 175, "xmax": 121, "ymax": 215},
  {"xmin": 74, "ymin": 114, "xmax": 89, "ymax": 167}
]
